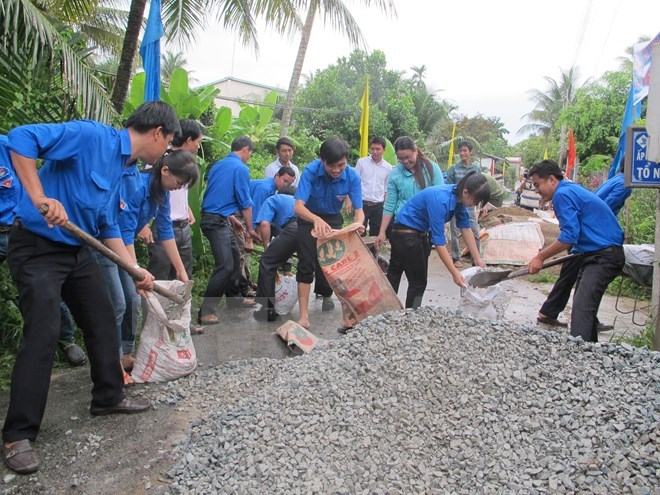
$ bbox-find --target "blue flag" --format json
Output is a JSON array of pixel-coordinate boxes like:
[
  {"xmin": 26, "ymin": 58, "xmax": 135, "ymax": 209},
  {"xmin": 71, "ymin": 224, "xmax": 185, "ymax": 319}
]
[
  {"xmin": 140, "ymin": 0, "xmax": 163, "ymax": 102},
  {"xmin": 608, "ymin": 83, "xmax": 642, "ymax": 178}
]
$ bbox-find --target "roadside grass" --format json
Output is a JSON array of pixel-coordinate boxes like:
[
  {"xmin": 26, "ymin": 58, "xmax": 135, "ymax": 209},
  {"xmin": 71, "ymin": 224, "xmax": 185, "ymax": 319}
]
[{"xmin": 611, "ymin": 322, "xmax": 655, "ymax": 349}]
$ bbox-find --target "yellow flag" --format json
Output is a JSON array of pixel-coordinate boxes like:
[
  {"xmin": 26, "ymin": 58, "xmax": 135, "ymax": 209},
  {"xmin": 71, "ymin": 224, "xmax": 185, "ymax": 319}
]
[
  {"xmin": 359, "ymin": 78, "xmax": 370, "ymax": 157},
  {"xmin": 543, "ymin": 147, "xmax": 549, "ymax": 160},
  {"xmin": 447, "ymin": 121, "xmax": 457, "ymax": 167}
]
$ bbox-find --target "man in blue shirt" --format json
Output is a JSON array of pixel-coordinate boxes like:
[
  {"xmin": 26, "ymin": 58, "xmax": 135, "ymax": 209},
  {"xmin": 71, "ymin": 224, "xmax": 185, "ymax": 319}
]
[
  {"xmin": 249, "ymin": 166, "xmax": 296, "ymax": 228},
  {"xmin": 294, "ymin": 138, "xmax": 364, "ymax": 329},
  {"xmin": 198, "ymin": 136, "xmax": 259, "ymax": 325},
  {"xmin": 537, "ymin": 167, "xmax": 632, "ymax": 331},
  {"xmin": 527, "ymin": 160, "xmax": 625, "ymax": 343},
  {"xmin": 1, "ymin": 102, "xmax": 179, "ymax": 475},
  {"xmin": 253, "ymin": 191, "xmax": 297, "ymax": 321},
  {"xmin": 0, "ymin": 137, "xmax": 87, "ymax": 368}
]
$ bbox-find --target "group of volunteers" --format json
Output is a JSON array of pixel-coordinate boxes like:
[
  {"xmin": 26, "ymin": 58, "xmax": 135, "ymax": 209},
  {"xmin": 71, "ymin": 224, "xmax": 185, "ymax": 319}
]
[{"xmin": 0, "ymin": 99, "xmax": 629, "ymax": 475}]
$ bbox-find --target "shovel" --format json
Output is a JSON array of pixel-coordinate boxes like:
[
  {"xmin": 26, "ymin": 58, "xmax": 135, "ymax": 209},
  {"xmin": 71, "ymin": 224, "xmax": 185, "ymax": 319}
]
[
  {"xmin": 467, "ymin": 254, "xmax": 579, "ymax": 289},
  {"xmin": 40, "ymin": 205, "xmax": 185, "ymax": 304}
]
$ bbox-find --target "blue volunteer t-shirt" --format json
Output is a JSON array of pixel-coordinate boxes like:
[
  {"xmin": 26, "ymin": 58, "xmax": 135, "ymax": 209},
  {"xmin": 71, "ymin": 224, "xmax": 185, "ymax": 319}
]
[
  {"xmin": 553, "ymin": 180, "xmax": 624, "ymax": 253},
  {"xmin": 0, "ymin": 136, "xmax": 20, "ymax": 226},
  {"xmin": 118, "ymin": 169, "xmax": 173, "ymax": 245},
  {"xmin": 295, "ymin": 159, "xmax": 362, "ymax": 215},
  {"xmin": 395, "ymin": 185, "xmax": 470, "ymax": 246},
  {"xmin": 255, "ymin": 194, "xmax": 296, "ymax": 229},
  {"xmin": 202, "ymin": 152, "xmax": 252, "ymax": 216},
  {"xmin": 594, "ymin": 173, "xmax": 631, "ymax": 216},
  {"xmin": 9, "ymin": 121, "xmax": 130, "ymax": 245},
  {"xmin": 250, "ymin": 177, "xmax": 276, "ymax": 226}
]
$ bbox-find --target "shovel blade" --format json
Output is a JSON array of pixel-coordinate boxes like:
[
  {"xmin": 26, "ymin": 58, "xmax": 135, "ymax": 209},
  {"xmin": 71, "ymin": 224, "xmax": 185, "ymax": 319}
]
[{"xmin": 467, "ymin": 269, "xmax": 513, "ymax": 288}]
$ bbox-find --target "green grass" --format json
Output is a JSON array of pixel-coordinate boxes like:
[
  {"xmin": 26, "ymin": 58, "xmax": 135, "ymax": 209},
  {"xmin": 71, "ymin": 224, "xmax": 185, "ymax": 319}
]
[
  {"xmin": 526, "ymin": 272, "xmax": 559, "ymax": 284},
  {"xmin": 611, "ymin": 322, "xmax": 655, "ymax": 349}
]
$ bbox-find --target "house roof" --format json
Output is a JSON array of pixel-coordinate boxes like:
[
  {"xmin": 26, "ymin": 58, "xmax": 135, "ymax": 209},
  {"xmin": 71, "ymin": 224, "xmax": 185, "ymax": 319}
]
[{"xmin": 198, "ymin": 76, "xmax": 286, "ymax": 93}]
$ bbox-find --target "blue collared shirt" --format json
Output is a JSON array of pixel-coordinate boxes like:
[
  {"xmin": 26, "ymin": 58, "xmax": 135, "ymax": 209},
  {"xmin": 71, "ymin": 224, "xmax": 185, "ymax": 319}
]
[
  {"xmin": 594, "ymin": 173, "xmax": 631, "ymax": 216},
  {"xmin": 118, "ymin": 169, "xmax": 173, "ymax": 245},
  {"xmin": 250, "ymin": 178, "xmax": 276, "ymax": 226},
  {"xmin": 0, "ymin": 136, "xmax": 20, "ymax": 226},
  {"xmin": 8, "ymin": 121, "xmax": 131, "ymax": 245},
  {"xmin": 295, "ymin": 159, "xmax": 362, "ymax": 215},
  {"xmin": 255, "ymin": 194, "xmax": 296, "ymax": 229},
  {"xmin": 553, "ymin": 180, "xmax": 624, "ymax": 254},
  {"xmin": 395, "ymin": 185, "xmax": 470, "ymax": 246},
  {"xmin": 202, "ymin": 152, "xmax": 253, "ymax": 216}
]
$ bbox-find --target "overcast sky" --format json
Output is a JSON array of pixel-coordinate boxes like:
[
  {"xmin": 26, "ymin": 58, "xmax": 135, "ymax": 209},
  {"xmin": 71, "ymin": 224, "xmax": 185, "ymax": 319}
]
[{"xmin": 169, "ymin": 0, "xmax": 660, "ymax": 144}]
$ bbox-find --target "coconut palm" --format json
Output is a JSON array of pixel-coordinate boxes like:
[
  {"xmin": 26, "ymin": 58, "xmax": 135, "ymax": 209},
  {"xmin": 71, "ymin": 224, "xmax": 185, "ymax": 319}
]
[
  {"xmin": 278, "ymin": 0, "xmax": 396, "ymax": 137},
  {"xmin": 161, "ymin": 51, "xmax": 188, "ymax": 85},
  {"xmin": 0, "ymin": 0, "xmax": 126, "ymax": 130},
  {"xmin": 410, "ymin": 65, "xmax": 427, "ymax": 91},
  {"xmin": 111, "ymin": 0, "xmax": 302, "ymax": 113}
]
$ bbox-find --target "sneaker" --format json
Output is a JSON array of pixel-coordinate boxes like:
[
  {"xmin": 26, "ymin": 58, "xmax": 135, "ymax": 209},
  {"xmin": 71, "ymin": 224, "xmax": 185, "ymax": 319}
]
[{"xmin": 322, "ymin": 297, "xmax": 335, "ymax": 311}]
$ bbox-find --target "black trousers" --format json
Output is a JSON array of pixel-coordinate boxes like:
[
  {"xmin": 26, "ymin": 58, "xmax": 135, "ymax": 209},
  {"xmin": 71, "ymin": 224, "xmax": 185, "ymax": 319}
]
[
  {"xmin": 571, "ymin": 246, "xmax": 624, "ymax": 342},
  {"xmin": 387, "ymin": 228, "xmax": 431, "ymax": 309},
  {"xmin": 363, "ymin": 201, "xmax": 384, "ymax": 237},
  {"xmin": 3, "ymin": 226, "xmax": 124, "ymax": 442},
  {"xmin": 539, "ymin": 255, "xmax": 583, "ymax": 319},
  {"xmin": 147, "ymin": 221, "xmax": 193, "ymax": 280},
  {"xmin": 256, "ymin": 221, "xmax": 298, "ymax": 308},
  {"xmin": 200, "ymin": 213, "xmax": 240, "ymax": 316},
  {"xmin": 296, "ymin": 214, "xmax": 343, "ymax": 294}
]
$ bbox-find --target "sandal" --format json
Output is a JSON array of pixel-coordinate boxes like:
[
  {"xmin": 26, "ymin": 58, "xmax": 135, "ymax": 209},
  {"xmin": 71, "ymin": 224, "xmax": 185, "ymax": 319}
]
[
  {"xmin": 198, "ymin": 314, "xmax": 220, "ymax": 325},
  {"xmin": 2, "ymin": 439, "xmax": 39, "ymax": 474},
  {"xmin": 337, "ymin": 326, "xmax": 354, "ymax": 335},
  {"xmin": 537, "ymin": 315, "xmax": 568, "ymax": 327}
]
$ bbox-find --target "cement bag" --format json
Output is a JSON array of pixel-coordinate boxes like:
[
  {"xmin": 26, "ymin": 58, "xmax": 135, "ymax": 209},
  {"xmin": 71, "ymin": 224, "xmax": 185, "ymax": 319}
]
[
  {"xmin": 275, "ymin": 320, "xmax": 320, "ymax": 353},
  {"xmin": 274, "ymin": 274, "xmax": 298, "ymax": 315},
  {"xmin": 132, "ymin": 280, "xmax": 197, "ymax": 383},
  {"xmin": 316, "ymin": 223, "xmax": 402, "ymax": 327},
  {"xmin": 460, "ymin": 267, "xmax": 510, "ymax": 321}
]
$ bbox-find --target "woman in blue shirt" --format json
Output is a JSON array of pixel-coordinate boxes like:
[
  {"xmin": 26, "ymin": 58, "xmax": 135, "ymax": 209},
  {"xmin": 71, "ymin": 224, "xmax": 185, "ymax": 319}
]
[
  {"xmin": 104, "ymin": 150, "xmax": 198, "ymax": 371},
  {"xmin": 388, "ymin": 171, "xmax": 489, "ymax": 308},
  {"xmin": 376, "ymin": 136, "xmax": 444, "ymax": 249}
]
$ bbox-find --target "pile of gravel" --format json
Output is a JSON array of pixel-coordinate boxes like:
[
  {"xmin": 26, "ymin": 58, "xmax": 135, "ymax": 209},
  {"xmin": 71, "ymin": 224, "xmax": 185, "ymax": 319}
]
[{"xmin": 163, "ymin": 308, "xmax": 659, "ymax": 494}]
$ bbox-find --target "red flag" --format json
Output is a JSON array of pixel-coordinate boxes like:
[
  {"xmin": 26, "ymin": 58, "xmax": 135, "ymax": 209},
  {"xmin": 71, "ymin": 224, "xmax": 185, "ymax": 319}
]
[{"xmin": 566, "ymin": 129, "xmax": 576, "ymax": 179}]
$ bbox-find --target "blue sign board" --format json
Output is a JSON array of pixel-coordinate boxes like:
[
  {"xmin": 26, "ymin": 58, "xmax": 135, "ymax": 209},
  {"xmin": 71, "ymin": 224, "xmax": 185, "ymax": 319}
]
[{"xmin": 625, "ymin": 127, "xmax": 660, "ymax": 188}]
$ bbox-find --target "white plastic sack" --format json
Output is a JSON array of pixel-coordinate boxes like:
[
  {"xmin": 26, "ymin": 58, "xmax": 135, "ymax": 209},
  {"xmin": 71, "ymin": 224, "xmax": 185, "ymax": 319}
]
[
  {"xmin": 132, "ymin": 280, "xmax": 197, "ymax": 383},
  {"xmin": 274, "ymin": 274, "xmax": 298, "ymax": 315},
  {"xmin": 459, "ymin": 267, "xmax": 510, "ymax": 320}
]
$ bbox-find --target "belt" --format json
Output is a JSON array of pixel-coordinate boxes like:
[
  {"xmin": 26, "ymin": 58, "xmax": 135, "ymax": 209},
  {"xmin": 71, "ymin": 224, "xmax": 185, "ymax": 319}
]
[
  {"xmin": 391, "ymin": 224, "xmax": 427, "ymax": 237},
  {"xmin": 282, "ymin": 218, "xmax": 297, "ymax": 229},
  {"xmin": 172, "ymin": 219, "xmax": 189, "ymax": 228},
  {"xmin": 583, "ymin": 246, "xmax": 622, "ymax": 256},
  {"xmin": 363, "ymin": 200, "xmax": 384, "ymax": 206}
]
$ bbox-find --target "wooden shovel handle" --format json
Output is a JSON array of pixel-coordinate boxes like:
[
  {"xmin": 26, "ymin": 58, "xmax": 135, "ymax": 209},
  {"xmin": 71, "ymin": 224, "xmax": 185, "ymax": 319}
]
[
  {"xmin": 39, "ymin": 206, "xmax": 184, "ymax": 304},
  {"xmin": 507, "ymin": 254, "xmax": 579, "ymax": 280}
]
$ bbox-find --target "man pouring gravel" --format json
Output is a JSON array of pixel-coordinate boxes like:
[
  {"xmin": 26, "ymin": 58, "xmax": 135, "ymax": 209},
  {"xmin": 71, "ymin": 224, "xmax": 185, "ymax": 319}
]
[{"xmin": 526, "ymin": 160, "xmax": 624, "ymax": 343}]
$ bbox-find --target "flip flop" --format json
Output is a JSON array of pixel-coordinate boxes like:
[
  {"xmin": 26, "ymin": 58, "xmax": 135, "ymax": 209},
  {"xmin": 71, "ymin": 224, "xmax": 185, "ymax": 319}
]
[
  {"xmin": 198, "ymin": 314, "xmax": 220, "ymax": 325},
  {"xmin": 536, "ymin": 315, "xmax": 568, "ymax": 327},
  {"xmin": 337, "ymin": 325, "xmax": 353, "ymax": 335}
]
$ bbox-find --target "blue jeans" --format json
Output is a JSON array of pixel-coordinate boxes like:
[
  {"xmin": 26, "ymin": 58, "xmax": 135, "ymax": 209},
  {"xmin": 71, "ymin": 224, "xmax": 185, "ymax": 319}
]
[
  {"xmin": 93, "ymin": 252, "xmax": 130, "ymax": 356},
  {"xmin": 450, "ymin": 207, "xmax": 480, "ymax": 261},
  {"xmin": 2, "ymin": 231, "xmax": 76, "ymax": 345},
  {"xmin": 200, "ymin": 213, "xmax": 240, "ymax": 317}
]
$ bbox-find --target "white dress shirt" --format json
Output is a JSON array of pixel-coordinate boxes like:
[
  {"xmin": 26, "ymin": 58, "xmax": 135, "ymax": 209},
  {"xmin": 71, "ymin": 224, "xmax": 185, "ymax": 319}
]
[
  {"xmin": 264, "ymin": 159, "xmax": 300, "ymax": 187},
  {"xmin": 355, "ymin": 155, "xmax": 392, "ymax": 203}
]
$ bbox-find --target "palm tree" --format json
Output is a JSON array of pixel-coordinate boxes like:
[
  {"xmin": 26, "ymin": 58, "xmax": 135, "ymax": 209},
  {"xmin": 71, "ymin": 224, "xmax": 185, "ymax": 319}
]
[
  {"xmin": 161, "ymin": 51, "xmax": 188, "ymax": 85},
  {"xmin": 0, "ymin": 0, "xmax": 124, "ymax": 129},
  {"xmin": 617, "ymin": 35, "xmax": 651, "ymax": 72},
  {"xmin": 111, "ymin": 0, "xmax": 302, "ymax": 113},
  {"xmin": 519, "ymin": 66, "xmax": 581, "ymax": 165},
  {"xmin": 410, "ymin": 65, "xmax": 427, "ymax": 91},
  {"xmin": 279, "ymin": 0, "xmax": 396, "ymax": 137}
]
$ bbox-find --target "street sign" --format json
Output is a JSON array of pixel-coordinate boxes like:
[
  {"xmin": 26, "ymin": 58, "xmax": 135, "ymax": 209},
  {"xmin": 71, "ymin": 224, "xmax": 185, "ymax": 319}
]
[{"xmin": 625, "ymin": 126, "xmax": 660, "ymax": 188}]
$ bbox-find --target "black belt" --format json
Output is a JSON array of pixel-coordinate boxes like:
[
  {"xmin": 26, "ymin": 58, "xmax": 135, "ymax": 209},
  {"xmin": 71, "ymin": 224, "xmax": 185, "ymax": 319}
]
[
  {"xmin": 282, "ymin": 218, "xmax": 297, "ymax": 229},
  {"xmin": 172, "ymin": 219, "xmax": 189, "ymax": 228},
  {"xmin": 363, "ymin": 200, "xmax": 384, "ymax": 206},
  {"xmin": 583, "ymin": 246, "xmax": 622, "ymax": 256},
  {"xmin": 391, "ymin": 224, "xmax": 427, "ymax": 237}
]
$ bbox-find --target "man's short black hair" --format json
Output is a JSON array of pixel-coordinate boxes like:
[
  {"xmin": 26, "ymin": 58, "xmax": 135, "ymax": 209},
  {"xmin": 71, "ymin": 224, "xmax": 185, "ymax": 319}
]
[
  {"xmin": 457, "ymin": 140, "xmax": 473, "ymax": 151},
  {"xmin": 231, "ymin": 136, "xmax": 254, "ymax": 152},
  {"xmin": 369, "ymin": 136, "xmax": 386, "ymax": 148},
  {"xmin": 124, "ymin": 101, "xmax": 180, "ymax": 136},
  {"xmin": 280, "ymin": 186, "xmax": 296, "ymax": 196},
  {"xmin": 528, "ymin": 160, "xmax": 564, "ymax": 181},
  {"xmin": 172, "ymin": 119, "xmax": 203, "ymax": 147},
  {"xmin": 319, "ymin": 137, "xmax": 349, "ymax": 164},
  {"xmin": 276, "ymin": 137, "xmax": 295, "ymax": 150},
  {"xmin": 276, "ymin": 166, "xmax": 296, "ymax": 178}
]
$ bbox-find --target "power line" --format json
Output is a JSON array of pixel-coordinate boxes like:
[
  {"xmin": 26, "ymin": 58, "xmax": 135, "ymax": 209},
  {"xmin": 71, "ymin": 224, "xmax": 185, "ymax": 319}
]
[{"xmin": 572, "ymin": 0, "xmax": 594, "ymax": 69}]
